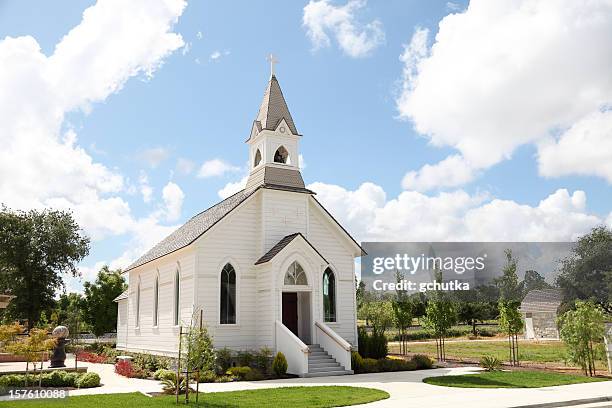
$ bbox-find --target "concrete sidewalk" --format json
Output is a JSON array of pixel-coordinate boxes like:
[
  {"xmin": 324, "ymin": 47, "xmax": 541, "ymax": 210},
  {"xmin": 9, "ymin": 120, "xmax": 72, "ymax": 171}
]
[{"xmin": 2, "ymin": 358, "xmax": 610, "ymax": 407}]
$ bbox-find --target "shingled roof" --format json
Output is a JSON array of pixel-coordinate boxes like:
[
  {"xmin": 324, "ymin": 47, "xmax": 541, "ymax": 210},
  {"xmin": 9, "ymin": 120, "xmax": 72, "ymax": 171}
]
[
  {"xmin": 255, "ymin": 232, "xmax": 328, "ymax": 265},
  {"xmin": 520, "ymin": 289, "xmax": 563, "ymax": 313},
  {"xmin": 125, "ymin": 188, "xmax": 258, "ymax": 272},
  {"xmin": 250, "ymin": 74, "xmax": 298, "ymax": 139}
]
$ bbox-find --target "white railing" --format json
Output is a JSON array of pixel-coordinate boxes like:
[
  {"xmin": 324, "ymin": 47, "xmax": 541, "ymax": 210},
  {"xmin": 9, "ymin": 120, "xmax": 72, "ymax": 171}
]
[
  {"xmin": 275, "ymin": 320, "xmax": 309, "ymax": 376},
  {"xmin": 314, "ymin": 321, "xmax": 352, "ymax": 371}
]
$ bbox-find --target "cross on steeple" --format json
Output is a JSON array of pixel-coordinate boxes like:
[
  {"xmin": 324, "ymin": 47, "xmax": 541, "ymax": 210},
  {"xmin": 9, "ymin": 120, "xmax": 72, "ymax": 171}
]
[{"xmin": 267, "ymin": 53, "xmax": 278, "ymax": 77}]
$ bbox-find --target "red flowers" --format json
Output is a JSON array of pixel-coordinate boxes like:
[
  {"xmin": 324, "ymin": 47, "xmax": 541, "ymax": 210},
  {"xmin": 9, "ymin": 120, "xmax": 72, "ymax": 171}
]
[
  {"xmin": 76, "ymin": 351, "xmax": 108, "ymax": 364},
  {"xmin": 114, "ymin": 360, "xmax": 134, "ymax": 377}
]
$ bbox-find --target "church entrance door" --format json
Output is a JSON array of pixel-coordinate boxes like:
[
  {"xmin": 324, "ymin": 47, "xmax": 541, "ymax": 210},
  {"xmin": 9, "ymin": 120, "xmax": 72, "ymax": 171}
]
[{"xmin": 282, "ymin": 292, "xmax": 299, "ymax": 337}]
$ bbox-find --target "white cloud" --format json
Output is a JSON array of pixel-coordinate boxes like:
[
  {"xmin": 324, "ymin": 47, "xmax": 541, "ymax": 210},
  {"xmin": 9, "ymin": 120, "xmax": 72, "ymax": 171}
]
[
  {"xmin": 176, "ymin": 157, "xmax": 196, "ymax": 175},
  {"xmin": 139, "ymin": 146, "xmax": 170, "ymax": 168},
  {"xmin": 446, "ymin": 2, "xmax": 462, "ymax": 11},
  {"xmin": 197, "ymin": 159, "xmax": 240, "ymax": 178},
  {"xmin": 218, "ymin": 175, "xmax": 248, "ymax": 199},
  {"xmin": 196, "ymin": 31, "xmax": 203, "ymax": 40},
  {"xmin": 397, "ymin": 0, "xmax": 612, "ymax": 184},
  {"xmin": 161, "ymin": 181, "xmax": 184, "ymax": 222},
  {"xmin": 182, "ymin": 41, "xmax": 191, "ymax": 56},
  {"xmin": 138, "ymin": 171, "xmax": 153, "ymax": 203},
  {"xmin": 402, "ymin": 154, "xmax": 478, "ymax": 191},
  {"xmin": 0, "ymin": 0, "xmax": 187, "ymax": 277},
  {"xmin": 303, "ymin": 0, "xmax": 384, "ymax": 58},
  {"xmin": 310, "ymin": 181, "xmax": 601, "ymax": 242},
  {"xmin": 209, "ymin": 49, "xmax": 230, "ymax": 62},
  {"xmin": 538, "ymin": 109, "xmax": 612, "ymax": 182}
]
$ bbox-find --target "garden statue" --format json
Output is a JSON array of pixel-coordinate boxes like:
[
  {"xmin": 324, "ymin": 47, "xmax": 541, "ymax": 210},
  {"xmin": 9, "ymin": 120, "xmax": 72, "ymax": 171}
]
[{"xmin": 49, "ymin": 325, "xmax": 69, "ymax": 368}]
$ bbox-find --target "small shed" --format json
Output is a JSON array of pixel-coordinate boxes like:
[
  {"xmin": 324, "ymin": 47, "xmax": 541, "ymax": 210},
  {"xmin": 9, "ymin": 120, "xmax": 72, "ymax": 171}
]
[
  {"xmin": 520, "ymin": 289, "xmax": 563, "ymax": 340},
  {"xmin": 0, "ymin": 294, "xmax": 15, "ymax": 309}
]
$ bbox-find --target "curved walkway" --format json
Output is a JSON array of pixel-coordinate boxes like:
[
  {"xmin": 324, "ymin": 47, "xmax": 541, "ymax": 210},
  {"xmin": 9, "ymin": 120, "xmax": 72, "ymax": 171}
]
[{"xmin": 2, "ymin": 358, "xmax": 610, "ymax": 407}]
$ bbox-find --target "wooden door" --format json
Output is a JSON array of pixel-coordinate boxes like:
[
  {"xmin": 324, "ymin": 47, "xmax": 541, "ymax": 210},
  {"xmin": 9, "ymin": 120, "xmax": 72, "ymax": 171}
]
[{"xmin": 282, "ymin": 292, "xmax": 299, "ymax": 337}]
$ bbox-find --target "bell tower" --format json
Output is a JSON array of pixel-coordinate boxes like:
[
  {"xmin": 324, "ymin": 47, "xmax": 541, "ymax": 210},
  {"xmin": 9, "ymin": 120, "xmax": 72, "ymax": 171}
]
[{"xmin": 245, "ymin": 70, "xmax": 305, "ymax": 192}]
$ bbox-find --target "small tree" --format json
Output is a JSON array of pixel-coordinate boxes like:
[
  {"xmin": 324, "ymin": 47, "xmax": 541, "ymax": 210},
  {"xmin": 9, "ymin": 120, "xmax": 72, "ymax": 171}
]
[
  {"xmin": 558, "ymin": 301, "xmax": 606, "ymax": 376},
  {"xmin": 363, "ymin": 300, "xmax": 394, "ymax": 337},
  {"xmin": 272, "ymin": 352, "xmax": 288, "ymax": 378},
  {"xmin": 498, "ymin": 300, "xmax": 523, "ymax": 366},
  {"xmin": 0, "ymin": 322, "xmax": 23, "ymax": 351},
  {"xmin": 423, "ymin": 296, "xmax": 457, "ymax": 361},
  {"xmin": 391, "ymin": 271, "xmax": 413, "ymax": 355},
  {"xmin": 6, "ymin": 328, "xmax": 56, "ymax": 386}
]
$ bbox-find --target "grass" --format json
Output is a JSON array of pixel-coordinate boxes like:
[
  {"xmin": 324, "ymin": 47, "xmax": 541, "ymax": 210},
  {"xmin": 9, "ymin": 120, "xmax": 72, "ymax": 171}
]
[
  {"xmin": 0, "ymin": 386, "xmax": 389, "ymax": 408},
  {"xmin": 423, "ymin": 370, "xmax": 609, "ymax": 388},
  {"xmin": 392, "ymin": 340, "xmax": 566, "ymax": 363}
]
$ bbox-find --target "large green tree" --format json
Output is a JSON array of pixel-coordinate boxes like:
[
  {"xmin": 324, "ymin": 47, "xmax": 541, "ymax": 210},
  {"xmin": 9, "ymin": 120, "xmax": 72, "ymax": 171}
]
[
  {"xmin": 0, "ymin": 207, "xmax": 89, "ymax": 328},
  {"xmin": 82, "ymin": 266, "xmax": 126, "ymax": 336},
  {"xmin": 556, "ymin": 226, "xmax": 612, "ymax": 314},
  {"xmin": 520, "ymin": 270, "xmax": 551, "ymax": 297}
]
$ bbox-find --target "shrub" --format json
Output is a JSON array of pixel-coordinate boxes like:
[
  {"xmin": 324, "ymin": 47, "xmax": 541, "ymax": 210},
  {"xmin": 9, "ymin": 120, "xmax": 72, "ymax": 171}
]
[
  {"xmin": 198, "ymin": 370, "xmax": 217, "ymax": 383},
  {"xmin": 377, "ymin": 358, "xmax": 416, "ymax": 372},
  {"xmin": 358, "ymin": 328, "xmax": 388, "ymax": 359},
  {"xmin": 131, "ymin": 353, "xmax": 170, "ymax": 372},
  {"xmin": 351, "ymin": 351, "xmax": 364, "ymax": 372},
  {"xmin": 160, "ymin": 372, "xmax": 188, "ymax": 395},
  {"xmin": 479, "ymin": 356, "xmax": 502, "ymax": 371},
  {"xmin": 272, "ymin": 352, "xmax": 288, "ymax": 378},
  {"xmin": 226, "ymin": 366, "xmax": 261, "ymax": 380},
  {"xmin": 75, "ymin": 372, "xmax": 100, "ymax": 388},
  {"xmin": 254, "ymin": 347, "xmax": 272, "ymax": 373},
  {"xmin": 153, "ymin": 369, "xmax": 175, "ymax": 381},
  {"xmin": 410, "ymin": 354, "xmax": 433, "ymax": 369},
  {"xmin": 215, "ymin": 375, "xmax": 235, "ymax": 383},
  {"xmin": 237, "ymin": 351, "xmax": 254, "ymax": 367},
  {"xmin": 114, "ymin": 360, "xmax": 134, "ymax": 378},
  {"xmin": 216, "ymin": 347, "xmax": 233, "ymax": 373},
  {"xmin": 76, "ymin": 351, "xmax": 108, "ymax": 364},
  {"xmin": 0, "ymin": 371, "xmax": 98, "ymax": 388},
  {"xmin": 360, "ymin": 358, "xmax": 379, "ymax": 373}
]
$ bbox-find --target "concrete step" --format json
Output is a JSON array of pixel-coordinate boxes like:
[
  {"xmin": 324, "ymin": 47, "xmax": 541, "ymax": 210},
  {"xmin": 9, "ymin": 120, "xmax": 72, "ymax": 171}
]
[
  {"xmin": 308, "ymin": 361, "xmax": 340, "ymax": 368},
  {"xmin": 304, "ymin": 370, "xmax": 351, "ymax": 378},
  {"xmin": 307, "ymin": 344, "xmax": 321, "ymax": 348},
  {"xmin": 309, "ymin": 351, "xmax": 329, "ymax": 357},
  {"xmin": 309, "ymin": 365, "xmax": 342, "ymax": 373},
  {"xmin": 308, "ymin": 355, "xmax": 333, "ymax": 361}
]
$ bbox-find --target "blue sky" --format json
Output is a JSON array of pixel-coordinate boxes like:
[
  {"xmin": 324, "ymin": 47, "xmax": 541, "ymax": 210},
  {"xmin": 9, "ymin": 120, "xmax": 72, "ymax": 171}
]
[{"xmin": 0, "ymin": 0, "xmax": 610, "ymax": 292}]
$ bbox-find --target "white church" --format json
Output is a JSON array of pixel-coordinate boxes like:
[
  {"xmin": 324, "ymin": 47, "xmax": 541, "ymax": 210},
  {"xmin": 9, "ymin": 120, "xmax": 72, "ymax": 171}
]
[{"xmin": 115, "ymin": 71, "xmax": 362, "ymax": 377}]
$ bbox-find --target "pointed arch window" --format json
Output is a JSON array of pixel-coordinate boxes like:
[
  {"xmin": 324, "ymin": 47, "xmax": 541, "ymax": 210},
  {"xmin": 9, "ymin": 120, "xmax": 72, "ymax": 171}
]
[
  {"xmin": 173, "ymin": 269, "xmax": 180, "ymax": 326},
  {"xmin": 135, "ymin": 277, "xmax": 141, "ymax": 328},
  {"xmin": 284, "ymin": 261, "xmax": 307, "ymax": 285},
  {"xmin": 153, "ymin": 274, "xmax": 159, "ymax": 327},
  {"xmin": 274, "ymin": 146, "xmax": 289, "ymax": 164},
  {"xmin": 220, "ymin": 263, "xmax": 236, "ymax": 324},
  {"xmin": 254, "ymin": 149, "xmax": 262, "ymax": 167},
  {"xmin": 323, "ymin": 268, "xmax": 336, "ymax": 322}
]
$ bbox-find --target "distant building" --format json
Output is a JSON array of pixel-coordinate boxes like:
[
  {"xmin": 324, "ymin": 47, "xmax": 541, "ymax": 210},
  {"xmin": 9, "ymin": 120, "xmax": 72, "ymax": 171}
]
[
  {"xmin": 520, "ymin": 289, "xmax": 563, "ymax": 340},
  {"xmin": 0, "ymin": 294, "xmax": 15, "ymax": 310}
]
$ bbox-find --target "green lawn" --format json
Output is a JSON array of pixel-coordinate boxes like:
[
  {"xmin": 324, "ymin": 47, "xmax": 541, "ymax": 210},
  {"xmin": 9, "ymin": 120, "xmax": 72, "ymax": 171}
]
[
  {"xmin": 423, "ymin": 370, "xmax": 609, "ymax": 388},
  {"xmin": 392, "ymin": 340, "xmax": 568, "ymax": 363},
  {"xmin": 0, "ymin": 386, "xmax": 389, "ymax": 408}
]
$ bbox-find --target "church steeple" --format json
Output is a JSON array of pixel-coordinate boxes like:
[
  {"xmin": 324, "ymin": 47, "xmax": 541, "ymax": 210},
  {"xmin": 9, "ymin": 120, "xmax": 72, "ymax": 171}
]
[
  {"xmin": 248, "ymin": 74, "xmax": 299, "ymax": 141},
  {"xmin": 245, "ymin": 72, "xmax": 306, "ymax": 192}
]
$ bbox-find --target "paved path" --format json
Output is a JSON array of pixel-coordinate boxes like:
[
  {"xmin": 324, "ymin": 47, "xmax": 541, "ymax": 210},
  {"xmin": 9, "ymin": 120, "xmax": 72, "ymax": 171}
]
[{"xmin": 2, "ymin": 358, "xmax": 610, "ymax": 407}]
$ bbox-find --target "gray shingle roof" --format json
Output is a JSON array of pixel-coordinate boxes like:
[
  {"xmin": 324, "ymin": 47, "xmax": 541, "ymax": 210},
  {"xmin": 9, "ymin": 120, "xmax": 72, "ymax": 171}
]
[
  {"xmin": 255, "ymin": 232, "xmax": 328, "ymax": 265},
  {"xmin": 250, "ymin": 75, "xmax": 298, "ymax": 139},
  {"xmin": 125, "ymin": 188, "xmax": 258, "ymax": 272},
  {"xmin": 520, "ymin": 289, "xmax": 563, "ymax": 313}
]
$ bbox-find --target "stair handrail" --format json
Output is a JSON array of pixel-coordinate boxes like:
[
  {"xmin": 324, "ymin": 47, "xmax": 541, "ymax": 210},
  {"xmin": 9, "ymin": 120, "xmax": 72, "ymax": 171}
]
[{"xmin": 314, "ymin": 321, "xmax": 351, "ymax": 351}]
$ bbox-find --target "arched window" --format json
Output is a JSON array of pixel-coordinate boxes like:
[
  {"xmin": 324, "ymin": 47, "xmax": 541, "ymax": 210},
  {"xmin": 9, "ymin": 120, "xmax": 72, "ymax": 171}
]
[
  {"xmin": 274, "ymin": 146, "xmax": 289, "ymax": 164},
  {"xmin": 153, "ymin": 274, "xmax": 159, "ymax": 326},
  {"xmin": 220, "ymin": 263, "xmax": 236, "ymax": 324},
  {"xmin": 323, "ymin": 268, "xmax": 336, "ymax": 322},
  {"xmin": 254, "ymin": 149, "xmax": 262, "ymax": 167},
  {"xmin": 284, "ymin": 261, "xmax": 307, "ymax": 285},
  {"xmin": 135, "ymin": 277, "xmax": 141, "ymax": 328},
  {"xmin": 173, "ymin": 269, "xmax": 180, "ymax": 326}
]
